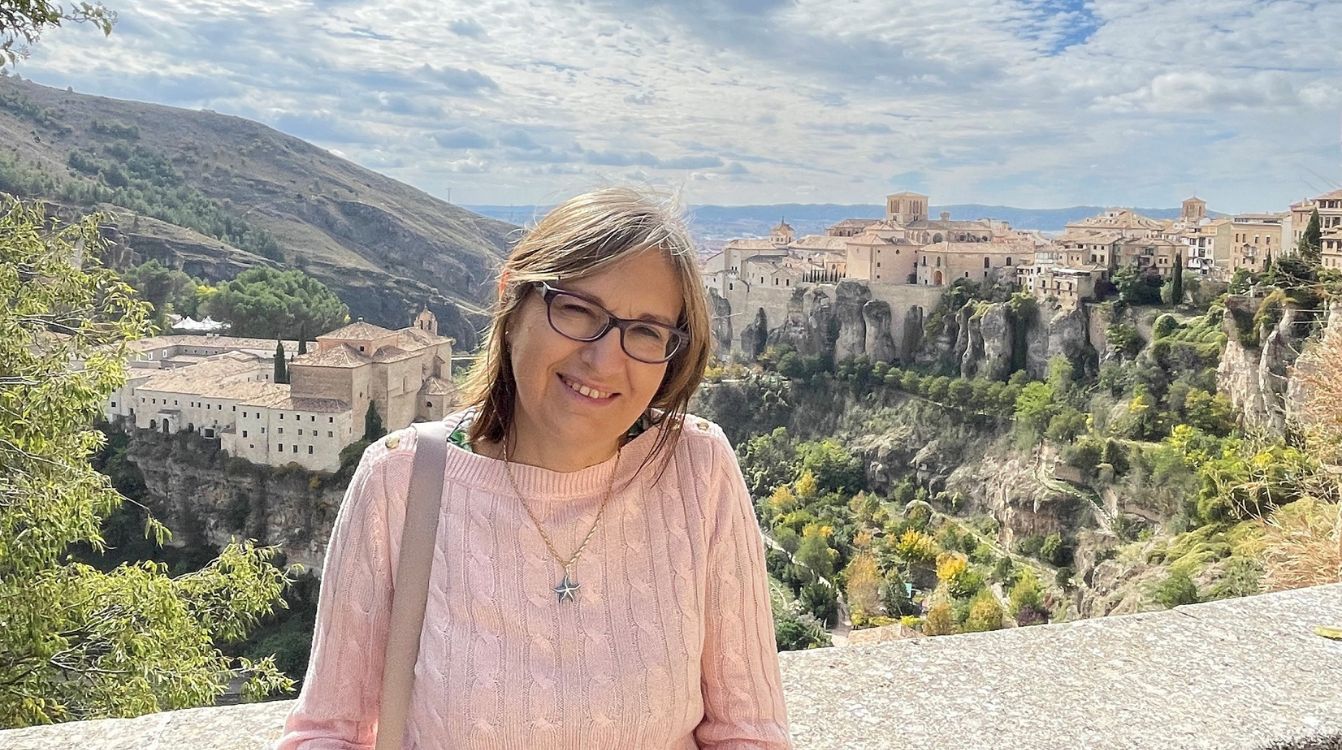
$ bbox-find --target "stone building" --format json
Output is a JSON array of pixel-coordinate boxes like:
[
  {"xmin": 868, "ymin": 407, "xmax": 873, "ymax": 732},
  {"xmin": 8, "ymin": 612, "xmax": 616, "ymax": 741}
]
[
  {"xmin": 103, "ymin": 310, "xmax": 456, "ymax": 473},
  {"xmin": 1289, "ymin": 188, "xmax": 1342, "ymax": 269}
]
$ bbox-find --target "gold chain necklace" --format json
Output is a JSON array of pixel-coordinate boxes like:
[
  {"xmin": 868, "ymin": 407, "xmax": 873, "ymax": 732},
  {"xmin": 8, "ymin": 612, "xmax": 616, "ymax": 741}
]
[{"xmin": 501, "ymin": 440, "xmax": 620, "ymax": 603}]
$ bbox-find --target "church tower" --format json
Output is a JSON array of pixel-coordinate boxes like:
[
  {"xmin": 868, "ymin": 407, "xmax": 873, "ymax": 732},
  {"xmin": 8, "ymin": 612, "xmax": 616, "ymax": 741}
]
[
  {"xmin": 1182, "ymin": 196, "xmax": 1207, "ymax": 224},
  {"xmin": 413, "ymin": 306, "xmax": 438, "ymax": 335}
]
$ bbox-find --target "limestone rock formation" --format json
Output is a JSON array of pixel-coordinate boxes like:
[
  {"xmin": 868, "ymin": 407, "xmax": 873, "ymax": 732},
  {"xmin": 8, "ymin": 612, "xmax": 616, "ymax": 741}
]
[
  {"xmin": 125, "ymin": 427, "xmax": 344, "ymax": 574},
  {"xmin": 862, "ymin": 299, "xmax": 898, "ymax": 363},
  {"xmin": 833, "ymin": 281, "xmax": 871, "ymax": 361}
]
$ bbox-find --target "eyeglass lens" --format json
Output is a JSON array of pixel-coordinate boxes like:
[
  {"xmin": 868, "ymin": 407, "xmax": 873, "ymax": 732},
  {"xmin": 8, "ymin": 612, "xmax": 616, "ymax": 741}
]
[{"xmin": 546, "ymin": 291, "xmax": 680, "ymax": 363}]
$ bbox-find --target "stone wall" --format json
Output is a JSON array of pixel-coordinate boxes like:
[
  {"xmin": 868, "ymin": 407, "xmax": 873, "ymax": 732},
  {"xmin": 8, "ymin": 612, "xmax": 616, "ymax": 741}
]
[{"xmin": 3, "ymin": 585, "xmax": 1339, "ymax": 749}]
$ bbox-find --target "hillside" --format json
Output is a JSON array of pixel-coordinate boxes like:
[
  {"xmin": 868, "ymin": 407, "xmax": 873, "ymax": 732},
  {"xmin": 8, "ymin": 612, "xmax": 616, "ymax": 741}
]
[{"xmin": 0, "ymin": 76, "xmax": 514, "ymax": 347}]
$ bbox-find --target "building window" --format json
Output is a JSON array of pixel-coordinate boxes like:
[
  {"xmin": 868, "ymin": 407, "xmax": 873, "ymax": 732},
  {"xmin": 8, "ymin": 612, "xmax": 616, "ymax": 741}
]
[
  {"xmin": 329, "ymin": 417, "xmax": 334, "ymax": 423},
  {"xmin": 262, "ymin": 427, "xmax": 266, "ymax": 434},
  {"xmin": 328, "ymin": 431, "xmax": 334, "ymax": 438},
  {"xmin": 232, "ymin": 405, "xmax": 236, "ymax": 412},
  {"xmin": 311, "ymin": 416, "xmax": 315, "ymax": 422},
  {"xmin": 308, "ymin": 446, "xmax": 314, "ymax": 455},
  {"xmin": 278, "ymin": 427, "xmax": 283, "ymax": 434},
  {"xmin": 292, "ymin": 445, "xmax": 298, "ymax": 453},
  {"xmin": 298, "ymin": 429, "xmax": 303, "ymax": 436},
  {"xmin": 984, "ymin": 257, "xmax": 990, "ymax": 269},
  {"xmin": 280, "ymin": 413, "xmax": 284, "ymax": 420},
  {"xmin": 1006, "ymin": 257, "xmax": 1012, "ymax": 266},
  {"xmin": 242, "ymin": 430, "xmax": 248, "ymax": 438},
  {"xmin": 278, "ymin": 443, "xmax": 284, "ymax": 451},
  {"xmin": 111, "ymin": 401, "xmax": 117, "ymax": 408}
]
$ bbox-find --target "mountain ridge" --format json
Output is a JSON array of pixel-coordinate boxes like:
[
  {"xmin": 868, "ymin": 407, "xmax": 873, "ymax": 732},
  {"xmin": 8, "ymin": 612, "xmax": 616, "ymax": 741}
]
[{"xmin": 0, "ymin": 76, "xmax": 514, "ymax": 347}]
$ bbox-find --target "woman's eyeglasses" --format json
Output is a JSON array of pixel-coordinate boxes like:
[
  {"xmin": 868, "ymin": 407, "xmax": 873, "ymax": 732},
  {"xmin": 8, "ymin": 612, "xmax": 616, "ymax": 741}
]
[{"xmin": 533, "ymin": 281, "xmax": 687, "ymax": 364}]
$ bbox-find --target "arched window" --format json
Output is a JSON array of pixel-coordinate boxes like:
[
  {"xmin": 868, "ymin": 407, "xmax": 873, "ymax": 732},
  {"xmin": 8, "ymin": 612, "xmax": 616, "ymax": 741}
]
[
  {"xmin": 1006, "ymin": 257, "xmax": 1013, "ymax": 266},
  {"xmin": 984, "ymin": 257, "xmax": 990, "ymax": 269}
]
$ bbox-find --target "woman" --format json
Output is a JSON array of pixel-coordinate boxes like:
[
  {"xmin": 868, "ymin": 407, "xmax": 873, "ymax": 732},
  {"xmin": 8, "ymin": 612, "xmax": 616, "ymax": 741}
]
[{"xmin": 277, "ymin": 188, "xmax": 792, "ymax": 749}]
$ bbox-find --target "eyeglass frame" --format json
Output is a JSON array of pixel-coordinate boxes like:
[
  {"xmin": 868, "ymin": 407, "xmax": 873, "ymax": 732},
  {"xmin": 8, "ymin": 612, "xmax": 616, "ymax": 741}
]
[{"xmin": 530, "ymin": 281, "xmax": 689, "ymax": 364}]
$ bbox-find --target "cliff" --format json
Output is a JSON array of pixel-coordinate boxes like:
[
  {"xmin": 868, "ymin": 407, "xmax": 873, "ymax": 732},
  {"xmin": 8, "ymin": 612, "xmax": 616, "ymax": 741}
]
[
  {"xmin": 124, "ymin": 427, "xmax": 344, "ymax": 573},
  {"xmin": 1218, "ymin": 295, "xmax": 1341, "ymax": 436}
]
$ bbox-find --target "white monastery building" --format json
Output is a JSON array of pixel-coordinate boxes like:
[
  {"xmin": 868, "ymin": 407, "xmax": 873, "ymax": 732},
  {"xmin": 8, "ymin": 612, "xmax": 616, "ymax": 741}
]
[{"xmin": 104, "ymin": 309, "xmax": 456, "ymax": 473}]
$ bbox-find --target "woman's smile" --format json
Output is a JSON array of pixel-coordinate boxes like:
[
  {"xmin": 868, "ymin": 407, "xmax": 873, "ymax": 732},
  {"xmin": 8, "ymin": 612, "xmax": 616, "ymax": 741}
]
[{"xmin": 558, "ymin": 373, "xmax": 618, "ymax": 403}]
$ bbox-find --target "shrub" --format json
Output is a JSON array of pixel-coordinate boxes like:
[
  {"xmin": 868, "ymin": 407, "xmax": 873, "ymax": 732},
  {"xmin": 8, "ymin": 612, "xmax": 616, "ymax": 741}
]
[
  {"xmin": 963, "ymin": 590, "xmax": 1005, "ymax": 632},
  {"xmin": 1152, "ymin": 571, "xmax": 1199, "ymax": 608}
]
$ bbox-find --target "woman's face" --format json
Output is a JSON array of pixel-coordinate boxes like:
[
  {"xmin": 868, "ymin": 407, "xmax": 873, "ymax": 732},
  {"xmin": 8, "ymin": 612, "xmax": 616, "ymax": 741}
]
[{"xmin": 507, "ymin": 248, "xmax": 685, "ymax": 461}]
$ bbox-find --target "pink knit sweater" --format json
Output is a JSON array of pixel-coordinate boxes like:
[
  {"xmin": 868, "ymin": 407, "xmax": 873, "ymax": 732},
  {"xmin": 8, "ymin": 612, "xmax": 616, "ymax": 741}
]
[{"xmin": 276, "ymin": 415, "xmax": 792, "ymax": 749}]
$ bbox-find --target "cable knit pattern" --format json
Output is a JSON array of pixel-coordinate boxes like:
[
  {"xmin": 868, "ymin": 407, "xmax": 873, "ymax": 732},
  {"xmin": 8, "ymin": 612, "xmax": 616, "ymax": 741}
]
[{"xmin": 276, "ymin": 414, "xmax": 792, "ymax": 750}]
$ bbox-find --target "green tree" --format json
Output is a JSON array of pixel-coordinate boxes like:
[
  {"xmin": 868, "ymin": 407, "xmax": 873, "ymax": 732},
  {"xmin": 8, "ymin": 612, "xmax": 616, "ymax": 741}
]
[
  {"xmin": 363, "ymin": 401, "xmax": 384, "ymax": 442},
  {"xmin": 0, "ymin": 200, "xmax": 291, "ymax": 726},
  {"xmin": 297, "ymin": 323, "xmax": 308, "ymax": 355},
  {"xmin": 202, "ymin": 267, "xmax": 348, "ymax": 340},
  {"xmin": 1152, "ymin": 571, "xmax": 1199, "ymax": 608},
  {"xmin": 963, "ymin": 590, "xmax": 1004, "ymax": 632},
  {"xmin": 1297, "ymin": 208, "xmax": 1322, "ymax": 265},
  {"xmin": 1007, "ymin": 569, "xmax": 1048, "ymax": 625},
  {"xmin": 1, "ymin": 0, "xmax": 116, "ymax": 67},
  {"xmin": 1113, "ymin": 264, "xmax": 1162, "ymax": 305},
  {"xmin": 273, "ymin": 340, "xmax": 287, "ymax": 384},
  {"xmin": 1170, "ymin": 252, "xmax": 1184, "ymax": 305},
  {"xmin": 1014, "ymin": 381, "xmax": 1057, "ymax": 435},
  {"xmin": 796, "ymin": 439, "xmax": 864, "ymax": 495}
]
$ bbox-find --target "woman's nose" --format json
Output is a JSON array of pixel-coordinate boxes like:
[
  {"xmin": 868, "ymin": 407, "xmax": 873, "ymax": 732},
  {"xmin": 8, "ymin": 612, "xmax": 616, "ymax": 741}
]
[{"xmin": 580, "ymin": 325, "xmax": 626, "ymax": 370}]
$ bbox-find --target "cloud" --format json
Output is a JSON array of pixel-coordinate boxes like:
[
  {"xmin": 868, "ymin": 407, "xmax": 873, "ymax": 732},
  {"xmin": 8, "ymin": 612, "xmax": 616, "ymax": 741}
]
[
  {"xmin": 417, "ymin": 64, "xmax": 500, "ymax": 95},
  {"xmin": 271, "ymin": 112, "xmax": 370, "ymax": 144},
  {"xmin": 16, "ymin": 0, "xmax": 1342, "ymax": 208},
  {"xmin": 432, "ymin": 128, "xmax": 495, "ymax": 149},
  {"xmin": 448, "ymin": 18, "xmax": 488, "ymax": 38}
]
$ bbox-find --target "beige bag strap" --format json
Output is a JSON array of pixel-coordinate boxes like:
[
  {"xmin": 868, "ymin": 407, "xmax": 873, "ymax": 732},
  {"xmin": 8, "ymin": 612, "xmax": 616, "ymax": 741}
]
[{"xmin": 375, "ymin": 420, "xmax": 449, "ymax": 750}]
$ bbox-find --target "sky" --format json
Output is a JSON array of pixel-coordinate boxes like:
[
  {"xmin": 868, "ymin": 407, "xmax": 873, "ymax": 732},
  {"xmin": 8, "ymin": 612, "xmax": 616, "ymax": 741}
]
[{"xmin": 12, "ymin": 0, "xmax": 1342, "ymax": 212}]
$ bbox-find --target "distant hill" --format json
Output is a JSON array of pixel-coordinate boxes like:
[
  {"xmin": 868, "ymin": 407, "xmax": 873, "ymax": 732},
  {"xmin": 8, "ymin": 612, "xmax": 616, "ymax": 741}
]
[
  {"xmin": 467, "ymin": 202, "xmax": 1206, "ymax": 249},
  {"xmin": 0, "ymin": 77, "xmax": 515, "ymax": 347}
]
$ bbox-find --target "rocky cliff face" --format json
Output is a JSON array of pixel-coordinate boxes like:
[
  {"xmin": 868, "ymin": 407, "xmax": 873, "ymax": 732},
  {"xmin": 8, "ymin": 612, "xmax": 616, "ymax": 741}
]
[
  {"xmin": 125, "ymin": 427, "xmax": 344, "ymax": 574},
  {"xmin": 1217, "ymin": 296, "xmax": 1339, "ymax": 436},
  {"xmin": 926, "ymin": 299, "xmax": 1089, "ymax": 379}
]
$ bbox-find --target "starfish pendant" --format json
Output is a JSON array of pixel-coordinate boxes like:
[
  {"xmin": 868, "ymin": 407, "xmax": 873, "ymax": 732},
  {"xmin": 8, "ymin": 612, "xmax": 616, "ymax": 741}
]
[{"xmin": 554, "ymin": 574, "xmax": 580, "ymax": 603}]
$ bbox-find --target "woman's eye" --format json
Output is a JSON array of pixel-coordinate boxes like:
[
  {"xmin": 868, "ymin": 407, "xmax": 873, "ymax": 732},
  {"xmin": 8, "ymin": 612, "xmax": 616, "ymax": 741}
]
[
  {"xmin": 629, "ymin": 324, "xmax": 667, "ymax": 342},
  {"xmin": 558, "ymin": 301, "xmax": 598, "ymax": 317}
]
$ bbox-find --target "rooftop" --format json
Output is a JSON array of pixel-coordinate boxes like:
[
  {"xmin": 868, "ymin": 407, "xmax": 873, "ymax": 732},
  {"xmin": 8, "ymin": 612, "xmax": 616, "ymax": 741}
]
[
  {"xmin": 2, "ymin": 585, "xmax": 1337, "ymax": 749},
  {"xmin": 318, "ymin": 321, "xmax": 396, "ymax": 341}
]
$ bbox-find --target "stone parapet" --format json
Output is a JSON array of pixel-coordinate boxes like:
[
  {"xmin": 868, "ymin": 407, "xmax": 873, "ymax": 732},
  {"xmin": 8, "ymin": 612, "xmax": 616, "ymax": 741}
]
[{"xmin": 2, "ymin": 585, "xmax": 1339, "ymax": 749}]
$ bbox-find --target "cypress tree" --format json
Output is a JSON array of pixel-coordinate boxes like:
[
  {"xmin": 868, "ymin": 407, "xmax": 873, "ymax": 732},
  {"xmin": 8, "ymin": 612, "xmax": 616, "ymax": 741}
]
[
  {"xmin": 297, "ymin": 323, "xmax": 307, "ymax": 355},
  {"xmin": 363, "ymin": 402, "xmax": 384, "ymax": 441},
  {"xmin": 273, "ymin": 341, "xmax": 287, "ymax": 384},
  {"xmin": 1171, "ymin": 252, "xmax": 1184, "ymax": 305},
  {"xmin": 1298, "ymin": 208, "xmax": 1322, "ymax": 265}
]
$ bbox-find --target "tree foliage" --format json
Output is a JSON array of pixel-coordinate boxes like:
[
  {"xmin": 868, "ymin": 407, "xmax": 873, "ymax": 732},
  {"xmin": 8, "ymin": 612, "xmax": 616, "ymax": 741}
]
[
  {"xmin": 1297, "ymin": 208, "xmax": 1322, "ymax": 265},
  {"xmin": 0, "ymin": 200, "xmax": 292, "ymax": 726},
  {"xmin": 1, "ymin": 0, "xmax": 115, "ymax": 67},
  {"xmin": 203, "ymin": 266, "xmax": 348, "ymax": 340}
]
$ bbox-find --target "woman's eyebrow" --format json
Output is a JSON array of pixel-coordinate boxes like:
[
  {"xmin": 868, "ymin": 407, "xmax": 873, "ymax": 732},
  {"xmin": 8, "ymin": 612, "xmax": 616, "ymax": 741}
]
[{"xmin": 563, "ymin": 285, "xmax": 678, "ymax": 327}]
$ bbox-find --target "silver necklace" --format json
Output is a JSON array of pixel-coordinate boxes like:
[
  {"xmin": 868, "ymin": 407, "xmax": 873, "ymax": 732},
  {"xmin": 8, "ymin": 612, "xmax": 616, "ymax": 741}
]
[{"xmin": 501, "ymin": 440, "xmax": 620, "ymax": 603}]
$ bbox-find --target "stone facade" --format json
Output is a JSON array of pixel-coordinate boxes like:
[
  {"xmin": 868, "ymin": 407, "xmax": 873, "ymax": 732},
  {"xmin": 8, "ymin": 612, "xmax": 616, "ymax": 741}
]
[{"xmin": 103, "ymin": 311, "xmax": 457, "ymax": 473}]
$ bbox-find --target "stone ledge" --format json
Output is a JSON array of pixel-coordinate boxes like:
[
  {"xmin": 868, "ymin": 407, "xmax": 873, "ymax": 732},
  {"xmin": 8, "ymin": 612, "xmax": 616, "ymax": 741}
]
[{"xmin": 1, "ymin": 584, "xmax": 1339, "ymax": 750}]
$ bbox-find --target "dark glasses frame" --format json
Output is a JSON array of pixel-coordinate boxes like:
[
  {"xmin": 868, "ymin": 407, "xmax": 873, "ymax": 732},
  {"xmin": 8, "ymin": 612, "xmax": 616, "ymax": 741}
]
[{"xmin": 534, "ymin": 281, "xmax": 688, "ymax": 364}]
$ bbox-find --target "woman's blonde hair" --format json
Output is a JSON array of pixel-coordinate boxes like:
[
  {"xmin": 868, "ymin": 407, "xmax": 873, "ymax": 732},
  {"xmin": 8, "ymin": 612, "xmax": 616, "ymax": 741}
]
[{"xmin": 461, "ymin": 187, "xmax": 711, "ymax": 472}]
